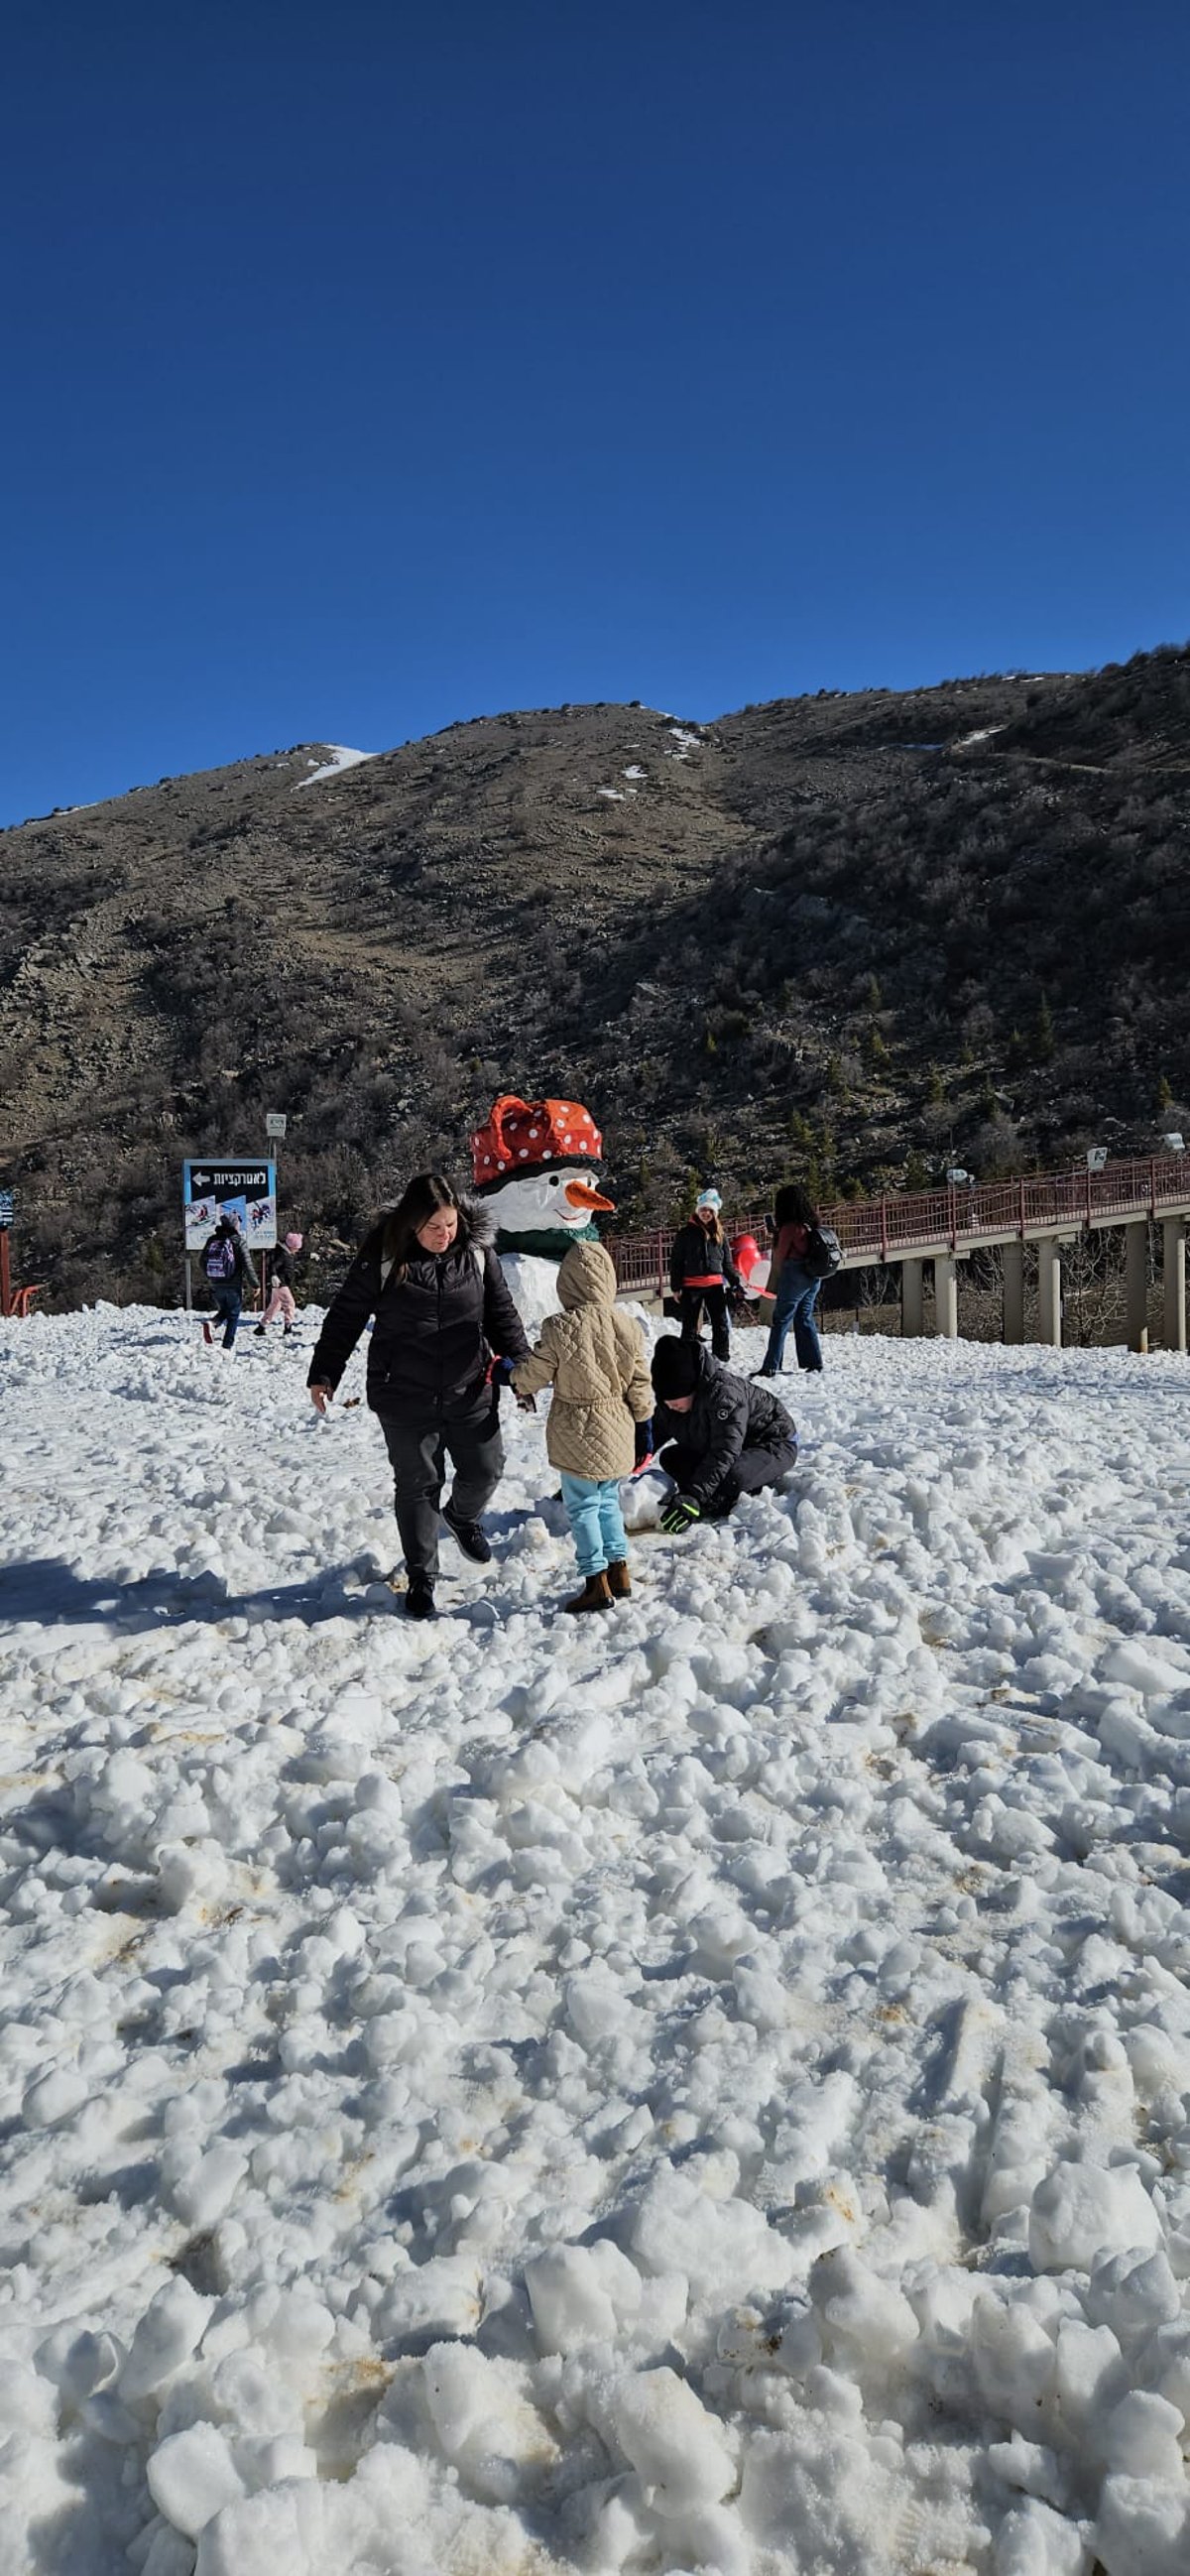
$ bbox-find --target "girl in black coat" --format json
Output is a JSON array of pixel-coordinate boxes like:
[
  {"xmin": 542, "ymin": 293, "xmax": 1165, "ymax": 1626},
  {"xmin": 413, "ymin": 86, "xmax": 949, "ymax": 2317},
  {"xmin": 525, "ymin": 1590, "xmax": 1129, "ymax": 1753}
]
[
  {"xmin": 669, "ymin": 1187, "xmax": 742, "ymax": 1361},
  {"xmin": 307, "ymin": 1174, "xmax": 530, "ymax": 1619}
]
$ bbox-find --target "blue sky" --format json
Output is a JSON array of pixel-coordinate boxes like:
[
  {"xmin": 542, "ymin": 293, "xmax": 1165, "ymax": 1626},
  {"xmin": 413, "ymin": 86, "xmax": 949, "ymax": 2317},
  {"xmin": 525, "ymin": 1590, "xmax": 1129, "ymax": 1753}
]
[{"xmin": 3, "ymin": 0, "xmax": 1188, "ymax": 824}]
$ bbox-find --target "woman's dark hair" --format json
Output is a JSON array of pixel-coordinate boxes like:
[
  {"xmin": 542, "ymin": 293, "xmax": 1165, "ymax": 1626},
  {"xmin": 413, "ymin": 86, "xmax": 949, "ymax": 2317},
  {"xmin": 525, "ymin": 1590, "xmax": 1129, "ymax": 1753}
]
[
  {"xmin": 774, "ymin": 1181, "xmax": 818, "ymax": 1229},
  {"xmin": 384, "ymin": 1172, "xmax": 468, "ymax": 1277}
]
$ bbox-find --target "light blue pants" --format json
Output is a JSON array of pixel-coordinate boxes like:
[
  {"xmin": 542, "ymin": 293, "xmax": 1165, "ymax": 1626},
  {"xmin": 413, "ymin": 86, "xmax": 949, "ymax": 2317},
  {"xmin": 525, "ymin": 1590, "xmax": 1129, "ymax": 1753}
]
[{"xmin": 559, "ymin": 1472, "xmax": 628, "ymax": 1577}]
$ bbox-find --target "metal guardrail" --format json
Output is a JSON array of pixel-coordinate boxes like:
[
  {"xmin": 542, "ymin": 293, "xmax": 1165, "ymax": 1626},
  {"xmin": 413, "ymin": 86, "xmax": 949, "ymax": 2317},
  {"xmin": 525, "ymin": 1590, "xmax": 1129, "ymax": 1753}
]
[
  {"xmin": 610, "ymin": 1212, "xmax": 779, "ymax": 1296},
  {"xmin": 608, "ymin": 1154, "xmax": 1190, "ymax": 1290}
]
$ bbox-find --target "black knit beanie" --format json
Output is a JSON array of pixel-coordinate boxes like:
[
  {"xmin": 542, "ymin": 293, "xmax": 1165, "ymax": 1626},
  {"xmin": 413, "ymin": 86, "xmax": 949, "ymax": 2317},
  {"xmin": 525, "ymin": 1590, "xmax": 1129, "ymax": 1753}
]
[{"xmin": 652, "ymin": 1337, "xmax": 700, "ymax": 1399}]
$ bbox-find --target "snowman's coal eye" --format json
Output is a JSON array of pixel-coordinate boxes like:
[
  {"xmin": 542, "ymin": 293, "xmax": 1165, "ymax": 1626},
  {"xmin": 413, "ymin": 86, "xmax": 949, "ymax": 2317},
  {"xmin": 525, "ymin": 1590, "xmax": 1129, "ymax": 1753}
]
[{"xmin": 547, "ymin": 1175, "xmax": 561, "ymax": 1188}]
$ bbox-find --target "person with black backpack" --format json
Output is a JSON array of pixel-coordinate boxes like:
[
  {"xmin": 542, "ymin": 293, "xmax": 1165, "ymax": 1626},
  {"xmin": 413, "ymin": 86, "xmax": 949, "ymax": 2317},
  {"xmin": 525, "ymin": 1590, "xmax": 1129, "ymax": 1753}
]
[
  {"xmin": 199, "ymin": 1214, "xmax": 259, "ymax": 1350},
  {"xmin": 754, "ymin": 1183, "xmax": 841, "ymax": 1378}
]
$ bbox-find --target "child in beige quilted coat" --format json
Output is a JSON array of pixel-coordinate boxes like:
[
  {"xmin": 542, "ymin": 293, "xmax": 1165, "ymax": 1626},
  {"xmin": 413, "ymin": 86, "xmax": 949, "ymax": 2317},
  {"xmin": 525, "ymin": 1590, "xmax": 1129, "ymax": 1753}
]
[{"xmin": 513, "ymin": 1238, "xmax": 654, "ymax": 1613}]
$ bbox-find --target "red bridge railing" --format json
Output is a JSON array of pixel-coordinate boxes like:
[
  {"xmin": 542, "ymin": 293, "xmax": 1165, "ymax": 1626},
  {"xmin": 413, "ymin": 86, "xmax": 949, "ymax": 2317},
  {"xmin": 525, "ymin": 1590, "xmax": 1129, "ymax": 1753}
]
[{"xmin": 608, "ymin": 1153, "xmax": 1190, "ymax": 1291}]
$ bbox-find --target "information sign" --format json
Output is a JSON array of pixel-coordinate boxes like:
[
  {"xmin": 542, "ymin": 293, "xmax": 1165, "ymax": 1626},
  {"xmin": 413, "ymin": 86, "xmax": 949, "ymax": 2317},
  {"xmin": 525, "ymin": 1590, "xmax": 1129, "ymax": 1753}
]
[
  {"xmin": 182, "ymin": 1160, "xmax": 277, "ymax": 1251},
  {"xmin": 0, "ymin": 1191, "xmax": 13, "ymax": 1227}
]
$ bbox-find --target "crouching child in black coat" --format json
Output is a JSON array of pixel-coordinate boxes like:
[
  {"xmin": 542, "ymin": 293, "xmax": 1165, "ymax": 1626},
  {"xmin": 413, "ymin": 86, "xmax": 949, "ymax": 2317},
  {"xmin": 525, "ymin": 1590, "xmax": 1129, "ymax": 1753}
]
[{"xmin": 650, "ymin": 1335, "xmax": 797, "ymax": 1533}]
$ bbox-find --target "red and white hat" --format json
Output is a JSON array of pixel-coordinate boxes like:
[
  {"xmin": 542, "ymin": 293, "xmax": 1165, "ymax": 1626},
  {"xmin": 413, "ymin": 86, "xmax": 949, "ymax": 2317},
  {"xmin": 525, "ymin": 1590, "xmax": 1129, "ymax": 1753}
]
[{"xmin": 470, "ymin": 1094, "xmax": 603, "ymax": 1188}]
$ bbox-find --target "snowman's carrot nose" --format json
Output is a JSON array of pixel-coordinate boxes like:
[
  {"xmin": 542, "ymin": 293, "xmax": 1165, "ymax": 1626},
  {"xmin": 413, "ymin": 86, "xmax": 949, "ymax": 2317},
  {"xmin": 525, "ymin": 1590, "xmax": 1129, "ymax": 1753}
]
[{"xmin": 564, "ymin": 1178, "xmax": 616, "ymax": 1213}]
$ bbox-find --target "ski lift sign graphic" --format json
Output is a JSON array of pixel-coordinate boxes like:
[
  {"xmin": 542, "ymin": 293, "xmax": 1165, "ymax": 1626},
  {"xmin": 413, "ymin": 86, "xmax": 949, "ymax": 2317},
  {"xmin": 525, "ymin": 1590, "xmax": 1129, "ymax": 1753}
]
[{"xmin": 182, "ymin": 1160, "xmax": 278, "ymax": 1252}]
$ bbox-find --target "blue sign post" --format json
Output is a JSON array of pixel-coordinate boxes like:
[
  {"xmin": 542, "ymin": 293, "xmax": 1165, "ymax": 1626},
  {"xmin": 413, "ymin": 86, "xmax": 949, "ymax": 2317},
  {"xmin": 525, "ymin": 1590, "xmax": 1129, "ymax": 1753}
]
[
  {"xmin": 182, "ymin": 1161, "xmax": 277, "ymax": 1250},
  {"xmin": 182, "ymin": 1160, "xmax": 277, "ymax": 1312}
]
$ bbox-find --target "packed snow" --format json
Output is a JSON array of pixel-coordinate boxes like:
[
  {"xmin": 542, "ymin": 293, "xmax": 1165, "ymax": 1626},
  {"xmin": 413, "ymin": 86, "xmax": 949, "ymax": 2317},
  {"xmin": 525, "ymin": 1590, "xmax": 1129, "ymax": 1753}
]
[
  {"xmin": 4, "ymin": 1296, "xmax": 1190, "ymax": 2575},
  {"xmin": 295, "ymin": 747, "xmax": 375, "ymax": 789}
]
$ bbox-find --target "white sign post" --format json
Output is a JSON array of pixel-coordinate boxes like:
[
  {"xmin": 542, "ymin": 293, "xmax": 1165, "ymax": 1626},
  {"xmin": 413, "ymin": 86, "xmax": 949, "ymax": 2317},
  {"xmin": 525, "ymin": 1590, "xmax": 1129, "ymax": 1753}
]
[{"xmin": 264, "ymin": 1118, "xmax": 287, "ymax": 1309}]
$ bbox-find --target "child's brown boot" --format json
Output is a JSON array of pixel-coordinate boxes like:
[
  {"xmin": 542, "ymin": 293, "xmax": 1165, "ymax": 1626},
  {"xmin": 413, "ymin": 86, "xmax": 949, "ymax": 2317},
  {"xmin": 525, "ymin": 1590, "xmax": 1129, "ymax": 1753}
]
[
  {"xmin": 563, "ymin": 1571, "xmax": 614, "ymax": 1614},
  {"xmin": 605, "ymin": 1560, "xmax": 632, "ymax": 1599}
]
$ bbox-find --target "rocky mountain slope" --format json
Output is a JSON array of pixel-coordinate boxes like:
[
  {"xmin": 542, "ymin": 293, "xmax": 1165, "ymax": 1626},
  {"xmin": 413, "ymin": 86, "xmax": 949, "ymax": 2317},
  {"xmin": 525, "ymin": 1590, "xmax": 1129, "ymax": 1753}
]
[{"xmin": 4, "ymin": 649, "xmax": 1190, "ymax": 1304}]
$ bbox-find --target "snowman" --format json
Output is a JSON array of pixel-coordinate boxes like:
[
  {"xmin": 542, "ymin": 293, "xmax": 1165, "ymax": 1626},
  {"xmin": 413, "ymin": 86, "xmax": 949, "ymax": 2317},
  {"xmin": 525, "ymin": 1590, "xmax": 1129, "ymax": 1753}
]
[
  {"xmin": 470, "ymin": 1094, "xmax": 615, "ymax": 1255},
  {"xmin": 469, "ymin": 1093, "xmax": 617, "ymax": 1333},
  {"xmin": 471, "ymin": 1093, "xmax": 671, "ymax": 1521}
]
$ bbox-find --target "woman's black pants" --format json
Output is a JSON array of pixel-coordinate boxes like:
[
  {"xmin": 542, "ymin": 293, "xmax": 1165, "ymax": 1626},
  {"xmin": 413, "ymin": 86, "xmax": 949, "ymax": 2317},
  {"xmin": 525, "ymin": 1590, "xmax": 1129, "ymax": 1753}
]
[
  {"xmin": 679, "ymin": 1287, "xmax": 731, "ymax": 1360},
  {"xmin": 379, "ymin": 1395, "xmax": 504, "ymax": 1579}
]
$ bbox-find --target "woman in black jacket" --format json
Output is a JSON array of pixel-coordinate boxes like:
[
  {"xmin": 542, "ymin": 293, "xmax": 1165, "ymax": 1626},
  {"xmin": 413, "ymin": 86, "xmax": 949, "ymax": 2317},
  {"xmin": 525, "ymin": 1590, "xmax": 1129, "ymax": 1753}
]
[
  {"xmin": 307, "ymin": 1174, "xmax": 530, "ymax": 1620},
  {"xmin": 669, "ymin": 1187, "xmax": 741, "ymax": 1361}
]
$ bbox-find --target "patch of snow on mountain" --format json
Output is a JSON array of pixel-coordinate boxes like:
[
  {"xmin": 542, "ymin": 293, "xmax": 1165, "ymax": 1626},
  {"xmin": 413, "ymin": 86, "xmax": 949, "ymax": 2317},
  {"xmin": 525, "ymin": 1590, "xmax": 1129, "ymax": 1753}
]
[{"xmin": 295, "ymin": 746, "xmax": 376, "ymax": 789}]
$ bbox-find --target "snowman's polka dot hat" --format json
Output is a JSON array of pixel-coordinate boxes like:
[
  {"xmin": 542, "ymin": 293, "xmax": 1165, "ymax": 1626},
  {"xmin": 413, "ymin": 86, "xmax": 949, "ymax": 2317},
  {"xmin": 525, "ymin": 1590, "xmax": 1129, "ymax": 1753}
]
[{"xmin": 470, "ymin": 1094, "xmax": 604, "ymax": 1189}]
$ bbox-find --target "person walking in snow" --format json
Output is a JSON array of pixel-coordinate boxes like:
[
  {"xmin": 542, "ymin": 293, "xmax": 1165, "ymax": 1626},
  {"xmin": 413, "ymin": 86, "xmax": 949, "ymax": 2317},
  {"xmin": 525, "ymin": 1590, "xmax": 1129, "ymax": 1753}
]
[
  {"xmin": 650, "ymin": 1335, "xmax": 796, "ymax": 1530},
  {"xmin": 199, "ymin": 1213, "xmax": 259, "ymax": 1350},
  {"xmin": 669, "ymin": 1187, "xmax": 742, "ymax": 1361},
  {"xmin": 254, "ymin": 1230, "xmax": 303, "ymax": 1337},
  {"xmin": 756, "ymin": 1182, "xmax": 829, "ymax": 1377},
  {"xmin": 306, "ymin": 1174, "xmax": 530, "ymax": 1621},
  {"xmin": 512, "ymin": 1239, "xmax": 654, "ymax": 1614}
]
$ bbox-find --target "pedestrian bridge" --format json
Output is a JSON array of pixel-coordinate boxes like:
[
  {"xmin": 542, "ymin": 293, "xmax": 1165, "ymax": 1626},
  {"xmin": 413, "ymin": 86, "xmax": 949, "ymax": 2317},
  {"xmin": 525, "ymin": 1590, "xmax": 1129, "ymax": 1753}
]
[{"xmin": 609, "ymin": 1153, "xmax": 1190, "ymax": 1352}]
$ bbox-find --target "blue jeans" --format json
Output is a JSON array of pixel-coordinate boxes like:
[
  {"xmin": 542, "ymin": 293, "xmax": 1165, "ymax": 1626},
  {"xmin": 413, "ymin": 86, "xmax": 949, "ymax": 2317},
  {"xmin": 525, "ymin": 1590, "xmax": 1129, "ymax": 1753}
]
[
  {"xmin": 212, "ymin": 1286, "xmax": 243, "ymax": 1349},
  {"xmin": 559, "ymin": 1472, "xmax": 628, "ymax": 1577},
  {"xmin": 764, "ymin": 1264, "xmax": 822, "ymax": 1373}
]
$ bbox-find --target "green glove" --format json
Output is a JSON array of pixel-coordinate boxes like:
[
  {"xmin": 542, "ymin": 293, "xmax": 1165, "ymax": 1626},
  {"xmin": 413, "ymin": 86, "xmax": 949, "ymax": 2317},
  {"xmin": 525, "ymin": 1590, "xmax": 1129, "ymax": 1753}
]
[{"xmin": 659, "ymin": 1494, "xmax": 701, "ymax": 1534}]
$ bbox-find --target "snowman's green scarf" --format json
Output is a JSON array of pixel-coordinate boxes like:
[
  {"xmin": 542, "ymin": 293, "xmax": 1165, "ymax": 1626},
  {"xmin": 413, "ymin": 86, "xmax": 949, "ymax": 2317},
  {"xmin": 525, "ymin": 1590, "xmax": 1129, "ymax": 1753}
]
[{"xmin": 495, "ymin": 1219, "xmax": 603, "ymax": 1260}]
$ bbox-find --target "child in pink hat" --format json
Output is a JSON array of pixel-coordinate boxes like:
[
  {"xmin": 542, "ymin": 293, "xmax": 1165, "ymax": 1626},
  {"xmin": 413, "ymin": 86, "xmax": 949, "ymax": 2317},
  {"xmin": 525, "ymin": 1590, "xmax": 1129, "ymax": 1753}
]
[{"xmin": 255, "ymin": 1230, "xmax": 303, "ymax": 1336}]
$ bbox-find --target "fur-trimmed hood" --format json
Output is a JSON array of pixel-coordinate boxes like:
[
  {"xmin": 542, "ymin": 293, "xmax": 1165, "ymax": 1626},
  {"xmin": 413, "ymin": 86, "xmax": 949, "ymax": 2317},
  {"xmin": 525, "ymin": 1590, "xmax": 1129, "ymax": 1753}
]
[
  {"xmin": 307, "ymin": 1191, "xmax": 529, "ymax": 1408},
  {"xmin": 377, "ymin": 1192, "xmax": 495, "ymax": 1275}
]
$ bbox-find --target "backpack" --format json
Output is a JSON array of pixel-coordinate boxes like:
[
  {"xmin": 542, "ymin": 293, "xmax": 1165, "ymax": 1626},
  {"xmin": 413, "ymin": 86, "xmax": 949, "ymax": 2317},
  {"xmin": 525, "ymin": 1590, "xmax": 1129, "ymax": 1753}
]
[
  {"xmin": 202, "ymin": 1235, "xmax": 238, "ymax": 1282},
  {"xmin": 802, "ymin": 1224, "xmax": 842, "ymax": 1281}
]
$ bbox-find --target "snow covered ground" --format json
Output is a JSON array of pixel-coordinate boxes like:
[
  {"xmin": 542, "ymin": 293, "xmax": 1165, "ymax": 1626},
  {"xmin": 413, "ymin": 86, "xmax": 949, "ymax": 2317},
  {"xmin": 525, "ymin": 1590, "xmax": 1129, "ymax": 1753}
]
[{"xmin": 4, "ymin": 1306, "xmax": 1190, "ymax": 2576}]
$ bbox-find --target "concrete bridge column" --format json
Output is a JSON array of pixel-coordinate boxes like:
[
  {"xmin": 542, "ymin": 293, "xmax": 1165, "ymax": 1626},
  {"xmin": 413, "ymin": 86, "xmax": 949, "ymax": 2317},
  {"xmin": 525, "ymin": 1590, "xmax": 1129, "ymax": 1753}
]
[
  {"xmin": 1003, "ymin": 1242, "xmax": 1025, "ymax": 1345},
  {"xmin": 901, "ymin": 1259, "xmax": 924, "ymax": 1338},
  {"xmin": 1126, "ymin": 1221, "xmax": 1149, "ymax": 1353},
  {"xmin": 1037, "ymin": 1239, "xmax": 1062, "ymax": 1347},
  {"xmin": 1163, "ymin": 1218, "xmax": 1186, "ymax": 1353},
  {"xmin": 933, "ymin": 1256, "xmax": 960, "ymax": 1339}
]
